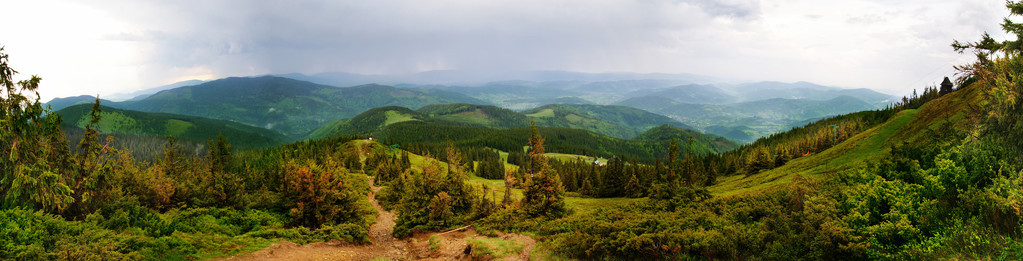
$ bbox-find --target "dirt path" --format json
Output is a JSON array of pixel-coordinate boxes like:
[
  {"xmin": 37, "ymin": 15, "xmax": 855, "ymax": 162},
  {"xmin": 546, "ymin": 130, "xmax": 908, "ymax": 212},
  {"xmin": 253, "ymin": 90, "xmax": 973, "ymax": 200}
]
[{"xmin": 222, "ymin": 140, "xmax": 537, "ymax": 261}]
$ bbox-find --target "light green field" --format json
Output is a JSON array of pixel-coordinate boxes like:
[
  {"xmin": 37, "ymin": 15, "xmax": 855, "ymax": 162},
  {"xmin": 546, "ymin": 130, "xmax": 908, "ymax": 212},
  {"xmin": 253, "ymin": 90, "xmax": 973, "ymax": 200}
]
[
  {"xmin": 526, "ymin": 108, "xmax": 555, "ymax": 118},
  {"xmin": 165, "ymin": 119, "xmax": 193, "ymax": 136},
  {"xmin": 465, "ymin": 236, "xmax": 526, "ymax": 259},
  {"xmin": 543, "ymin": 153, "xmax": 607, "ymax": 164},
  {"xmin": 383, "ymin": 110, "xmax": 417, "ymax": 126}
]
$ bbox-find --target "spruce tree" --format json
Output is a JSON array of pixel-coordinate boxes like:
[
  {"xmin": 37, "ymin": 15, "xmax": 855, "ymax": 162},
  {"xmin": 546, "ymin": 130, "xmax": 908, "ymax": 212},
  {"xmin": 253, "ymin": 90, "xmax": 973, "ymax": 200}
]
[
  {"xmin": 1, "ymin": 47, "xmax": 75, "ymax": 212},
  {"xmin": 625, "ymin": 173, "xmax": 642, "ymax": 198},
  {"xmin": 579, "ymin": 177, "xmax": 594, "ymax": 197},
  {"xmin": 521, "ymin": 121, "xmax": 567, "ymax": 218}
]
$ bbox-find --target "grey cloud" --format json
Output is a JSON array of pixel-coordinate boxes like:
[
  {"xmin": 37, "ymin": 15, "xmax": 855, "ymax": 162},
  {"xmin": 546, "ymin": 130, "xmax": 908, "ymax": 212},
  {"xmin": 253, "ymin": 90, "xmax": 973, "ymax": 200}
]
[
  {"xmin": 62, "ymin": 0, "xmax": 997, "ymax": 98},
  {"xmin": 677, "ymin": 0, "xmax": 762, "ymax": 18},
  {"xmin": 86, "ymin": 0, "xmax": 735, "ymax": 77}
]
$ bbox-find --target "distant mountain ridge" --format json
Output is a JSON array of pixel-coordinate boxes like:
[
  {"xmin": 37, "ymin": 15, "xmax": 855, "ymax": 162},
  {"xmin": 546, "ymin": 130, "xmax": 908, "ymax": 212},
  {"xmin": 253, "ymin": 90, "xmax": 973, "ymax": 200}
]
[
  {"xmin": 46, "ymin": 73, "xmax": 895, "ymax": 144},
  {"xmin": 105, "ymin": 79, "xmax": 206, "ymax": 101},
  {"xmin": 45, "ymin": 95, "xmax": 116, "ymax": 111},
  {"xmin": 74, "ymin": 76, "xmax": 489, "ymax": 138},
  {"xmin": 618, "ymin": 95, "xmax": 878, "ymax": 143}
]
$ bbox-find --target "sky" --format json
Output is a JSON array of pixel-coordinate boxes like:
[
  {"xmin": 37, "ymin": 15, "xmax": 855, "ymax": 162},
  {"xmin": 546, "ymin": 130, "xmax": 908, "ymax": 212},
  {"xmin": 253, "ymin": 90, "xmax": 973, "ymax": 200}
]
[{"xmin": 0, "ymin": 0, "xmax": 1011, "ymax": 101}]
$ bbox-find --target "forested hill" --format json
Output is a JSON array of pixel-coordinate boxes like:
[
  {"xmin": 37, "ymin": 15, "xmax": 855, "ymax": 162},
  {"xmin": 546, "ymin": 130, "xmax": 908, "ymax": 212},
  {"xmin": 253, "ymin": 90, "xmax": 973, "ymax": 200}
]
[
  {"xmin": 634, "ymin": 124, "xmax": 738, "ymax": 154},
  {"xmin": 523, "ymin": 104, "xmax": 694, "ymax": 139},
  {"xmin": 416, "ymin": 103, "xmax": 530, "ymax": 129},
  {"xmin": 56, "ymin": 104, "xmax": 289, "ymax": 148},
  {"xmin": 111, "ymin": 76, "xmax": 488, "ymax": 138},
  {"xmin": 307, "ymin": 103, "xmax": 738, "ymax": 159}
]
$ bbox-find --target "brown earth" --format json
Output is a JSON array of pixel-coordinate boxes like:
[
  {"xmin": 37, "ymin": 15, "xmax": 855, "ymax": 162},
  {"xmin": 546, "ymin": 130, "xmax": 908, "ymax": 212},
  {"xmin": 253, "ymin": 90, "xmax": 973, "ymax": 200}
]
[{"xmin": 221, "ymin": 140, "xmax": 537, "ymax": 261}]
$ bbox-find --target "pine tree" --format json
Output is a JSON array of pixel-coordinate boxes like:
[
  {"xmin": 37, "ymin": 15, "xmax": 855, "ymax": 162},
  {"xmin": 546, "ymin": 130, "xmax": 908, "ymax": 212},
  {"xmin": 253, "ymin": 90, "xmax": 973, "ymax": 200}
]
[
  {"xmin": 521, "ymin": 121, "xmax": 567, "ymax": 218},
  {"xmin": 579, "ymin": 177, "xmax": 594, "ymax": 197},
  {"xmin": 625, "ymin": 173, "xmax": 642, "ymax": 198},
  {"xmin": 502, "ymin": 169, "xmax": 514, "ymax": 206},
  {"xmin": 0, "ymin": 47, "xmax": 74, "ymax": 212}
]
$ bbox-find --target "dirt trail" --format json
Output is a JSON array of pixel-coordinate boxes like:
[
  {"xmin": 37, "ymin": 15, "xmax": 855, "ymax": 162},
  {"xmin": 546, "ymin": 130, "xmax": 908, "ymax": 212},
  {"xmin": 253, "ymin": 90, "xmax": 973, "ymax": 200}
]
[{"xmin": 221, "ymin": 140, "xmax": 536, "ymax": 261}]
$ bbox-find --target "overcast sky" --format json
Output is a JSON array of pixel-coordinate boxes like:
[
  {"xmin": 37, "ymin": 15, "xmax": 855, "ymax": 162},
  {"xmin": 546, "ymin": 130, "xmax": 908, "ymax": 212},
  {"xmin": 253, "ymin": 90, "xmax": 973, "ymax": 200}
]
[{"xmin": 0, "ymin": 0, "xmax": 1010, "ymax": 101}]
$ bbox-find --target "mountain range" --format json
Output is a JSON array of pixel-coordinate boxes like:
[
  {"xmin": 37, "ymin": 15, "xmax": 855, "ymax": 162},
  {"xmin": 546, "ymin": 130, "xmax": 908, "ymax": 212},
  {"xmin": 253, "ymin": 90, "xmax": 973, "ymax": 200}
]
[{"xmin": 46, "ymin": 72, "xmax": 896, "ymax": 146}]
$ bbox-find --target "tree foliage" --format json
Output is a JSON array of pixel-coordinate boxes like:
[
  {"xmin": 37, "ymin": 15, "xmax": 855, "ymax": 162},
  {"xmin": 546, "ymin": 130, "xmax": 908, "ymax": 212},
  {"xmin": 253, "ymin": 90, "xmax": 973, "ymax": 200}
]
[
  {"xmin": 0, "ymin": 46, "xmax": 74, "ymax": 213},
  {"xmin": 521, "ymin": 121, "xmax": 567, "ymax": 218}
]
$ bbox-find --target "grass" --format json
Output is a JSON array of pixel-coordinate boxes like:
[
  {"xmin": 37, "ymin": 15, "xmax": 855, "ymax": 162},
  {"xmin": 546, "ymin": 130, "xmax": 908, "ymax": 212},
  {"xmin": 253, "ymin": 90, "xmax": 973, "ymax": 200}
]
[
  {"xmin": 466, "ymin": 236, "xmax": 525, "ymax": 258},
  {"xmin": 565, "ymin": 196, "xmax": 639, "ymax": 215},
  {"xmin": 383, "ymin": 110, "xmax": 417, "ymax": 126},
  {"xmin": 711, "ymin": 109, "xmax": 919, "ymax": 197},
  {"xmin": 544, "ymin": 153, "xmax": 607, "ymax": 164},
  {"xmin": 710, "ymin": 84, "xmax": 985, "ymax": 198},
  {"xmin": 429, "ymin": 235, "xmax": 441, "ymax": 251},
  {"xmin": 526, "ymin": 108, "xmax": 555, "ymax": 118},
  {"xmin": 165, "ymin": 119, "xmax": 193, "ymax": 136}
]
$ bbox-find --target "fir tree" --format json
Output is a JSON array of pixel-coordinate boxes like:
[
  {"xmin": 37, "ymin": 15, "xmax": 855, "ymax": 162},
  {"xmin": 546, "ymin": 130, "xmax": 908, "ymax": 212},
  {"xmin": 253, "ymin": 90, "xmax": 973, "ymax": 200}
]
[
  {"xmin": 579, "ymin": 177, "xmax": 594, "ymax": 197},
  {"xmin": 521, "ymin": 121, "xmax": 567, "ymax": 218},
  {"xmin": 625, "ymin": 173, "xmax": 642, "ymax": 198}
]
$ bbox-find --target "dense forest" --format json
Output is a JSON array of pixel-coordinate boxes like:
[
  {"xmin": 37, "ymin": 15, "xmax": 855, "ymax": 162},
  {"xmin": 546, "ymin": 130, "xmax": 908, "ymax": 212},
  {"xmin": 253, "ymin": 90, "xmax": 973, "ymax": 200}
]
[{"xmin": 4, "ymin": 2, "xmax": 1023, "ymax": 260}]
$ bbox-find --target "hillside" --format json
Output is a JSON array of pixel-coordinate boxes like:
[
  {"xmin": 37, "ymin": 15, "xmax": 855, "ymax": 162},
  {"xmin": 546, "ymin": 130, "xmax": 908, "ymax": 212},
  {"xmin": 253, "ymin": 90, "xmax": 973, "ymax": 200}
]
[
  {"xmin": 306, "ymin": 106, "xmax": 427, "ymax": 140},
  {"xmin": 377, "ymin": 121, "xmax": 730, "ymax": 160},
  {"xmin": 713, "ymin": 81, "xmax": 983, "ymax": 196},
  {"xmin": 56, "ymin": 104, "xmax": 289, "ymax": 148},
  {"xmin": 117, "ymin": 76, "xmax": 488, "ymax": 138},
  {"xmin": 307, "ymin": 104, "xmax": 531, "ymax": 140},
  {"xmin": 416, "ymin": 103, "xmax": 529, "ymax": 129},
  {"xmin": 524, "ymin": 104, "xmax": 693, "ymax": 139},
  {"xmin": 309, "ymin": 103, "xmax": 715, "ymax": 146},
  {"xmin": 634, "ymin": 124, "xmax": 739, "ymax": 153}
]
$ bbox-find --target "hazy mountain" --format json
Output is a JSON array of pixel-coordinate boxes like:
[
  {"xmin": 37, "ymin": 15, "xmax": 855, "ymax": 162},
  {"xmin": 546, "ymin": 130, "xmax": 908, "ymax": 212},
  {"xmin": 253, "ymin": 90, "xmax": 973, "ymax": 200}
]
[
  {"xmin": 412, "ymin": 83, "xmax": 584, "ymax": 110},
  {"xmin": 549, "ymin": 97, "xmax": 594, "ymax": 105},
  {"xmin": 726, "ymin": 81, "xmax": 895, "ymax": 106},
  {"xmin": 645, "ymin": 96, "xmax": 877, "ymax": 143},
  {"xmin": 57, "ymin": 104, "xmax": 288, "ymax": 148},
  {"xmin": 44, "ymin": 95, "xmax": 115, "ymax": 111},
  {"xmin": 625, "ymin": 84, "xmax": 738, "ymax": 104},
  {"xmin": 613, "ymin": 95, "xmax": 681, "ymax": 110},
  {"xmin": 105, "ymin": 79, "xmax": 206, "ymax": 101}
]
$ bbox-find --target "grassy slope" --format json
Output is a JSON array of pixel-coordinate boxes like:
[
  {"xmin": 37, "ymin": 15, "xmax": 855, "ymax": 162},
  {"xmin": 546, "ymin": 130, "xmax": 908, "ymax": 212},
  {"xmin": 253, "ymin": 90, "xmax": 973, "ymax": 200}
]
[
  {"xmin": 523, "ymin": 104, "xmax": 691, "ymax": 139},
  {"xmin": 416, "ymin": 103, "xmax": 530, "ymax": 129},
  {"xmin": 57, "ymin": 104, "xmax": 289, "ymax": 148},
  {"xmin": 710, "ymin": 84, "xmax": 982, "ymax": 197},
  {"xmin": 306, "ymin": 106, "xmax": 426, "ymax": 140}
]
